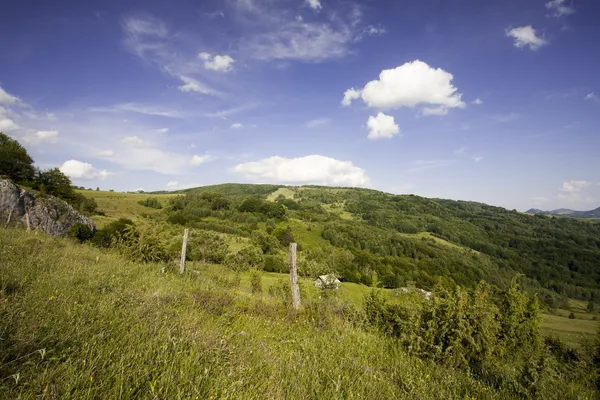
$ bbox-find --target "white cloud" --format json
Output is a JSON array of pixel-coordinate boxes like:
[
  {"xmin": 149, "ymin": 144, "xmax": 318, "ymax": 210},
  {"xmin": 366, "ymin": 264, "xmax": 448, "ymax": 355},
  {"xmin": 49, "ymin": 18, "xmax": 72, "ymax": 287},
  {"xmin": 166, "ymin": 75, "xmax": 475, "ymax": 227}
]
[
  {"xmin": 35, "ymin": 130, "xmax": 58, "ymax": 140},
  {"xmin": 407, "ymin": 159, "xmax": 454, "ymax": 173},
  {"xmin": 190, "ymin": 154, "xmax": 213, "ymax": 166},
  {"xmin": 546, "ymin": 0, "xmax": 575, "ymax": 17},
  {"xmin": 0, "ymin": 86, "xmax": 20, "ymax": 106},
  {"xmin": 166, "ymin": 181, "xmax": 202, "ymax": 190},
  {"xmin": 343, "ymin": 60, "xmax": 465, "ymax": 114},
  {"xmin": 421, "ymin": 106, "xmax": 448, "ymax": 116},
  {"xmin": 157, "ymin": 128, "xmax": 169, "ymax": 133},
  {"xmin": 472, "ymin": 98, "xmax": 483, "ymax": 105},
  {"xmin": 366, "ymin": 112, "xmax": 400, "ymax": 139},
  {"xmin": 306, "ymin": 0, "xmax": 322, "ymax": 10},
  {"xmin": 178, "ymin": 76, "xmax": 220, "ymax": 95},
  {"xmin": 59, "ymin": 160, "xmax": 111, "ymax": 180},
  {"xmin": 0, "ymin": 116, "xmax": 19, "ymax": 131},
  {"xmin": 238, "ymin": 1, "xmax": 372, "ymax": 62},
  {"xmin": 560, "ymin": 180, "xmax": 591, "ymax": 193},
  {"xmin": 122, "ymin": 136, "xmax": 145, "ymax": 147},
  {"xmin": 472, "ymin": 156, "xmax": 484, "ymax": 163},
  {"xmin": 354, "ymin": 25, "xmax": 386, "ymax": 42},
  {"xmin": 88, "ymin": 103, "xmax": 182, "ymax": 118},
  {"xmin": 96, "ymin": 150, "xmax": 115, "ymax": 157},
  {"xmin": 341, "ymin": 88, "xmax": 361, "ymax": 106},
  {"xmin": 234, "ymin": 155, "xmax": 369, "ymax": 186},
  {"xmin": 454, "ymin": 147, "xmax": 467, "ymax": 155},
  {"xmin": 506, "ymin": 26, "xmax": 548, "ymax": 51},
  {"xmin": 585, "ymin": 92, "xmax": 599, "ymax": 102},
  {"xmin": 230, "ymin": 123, "xmax": 243, "ymax": 129},
  {"xmin": 306, "ymin": 118, "xmax": 330, "ymax": 128},
  {"xmin": 198, "ymin": 52, "xmax": 235, "ymax": 72}
]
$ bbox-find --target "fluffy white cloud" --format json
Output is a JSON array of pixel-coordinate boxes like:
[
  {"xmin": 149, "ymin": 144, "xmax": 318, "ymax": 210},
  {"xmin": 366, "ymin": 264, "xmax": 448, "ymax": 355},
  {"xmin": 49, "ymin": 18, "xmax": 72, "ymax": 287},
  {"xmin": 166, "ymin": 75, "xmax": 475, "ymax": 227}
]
[
  {"xmin": 23, "ymin": 130, "xmax": 59, "ymax": 145},
  {"xmin": 472, "ymin": 98, "xmax": 483, "ymax": 105},
  {"xmin": 59, "ymin": 160, "xmax": 110, "ymax": 180},
  {"xmin": 0, "ymin": 86, "xmax": 20, "ymax": 105},
  {"xmin": 341, "ymin": 88, "xmax": 361, "ymax": 106},
  {"xmin": 198, "ymin": 52, "xmax": 235, "ymax": 72},
  {"xmin": 306, "ymin": 0, "xmax": 322, "ymax": 10},
  {"xmin": 506, "ymin": 26, "xmax": 548, "ymax": 50},
  {"xmin": 343, "ymin": 60, "xmax": 465, "ymax": 113},
  {"xmin": 190, "ymin": 154, "xmax": 213, "ymax": 166},
  {"xmin": 178, "ymin": 76, "xmax": 220, "ymax": 95},
  {"xmin": 366, "ymin": 112, "xmax": 400, "ymax": 139},
  {"xmin": 234, "ymin": 155, "xmax": 369, "ymax": 186},
  {"xmin": 560, "ymin": 180, "xmax": 591, "ymax": 193},
  {"xmin": 230, "ymin": 123, "xmax": 243, "ymax": 129},
  {"xmin": 546, "ymin": 0, "xmax": 575, "ymax": 17}
]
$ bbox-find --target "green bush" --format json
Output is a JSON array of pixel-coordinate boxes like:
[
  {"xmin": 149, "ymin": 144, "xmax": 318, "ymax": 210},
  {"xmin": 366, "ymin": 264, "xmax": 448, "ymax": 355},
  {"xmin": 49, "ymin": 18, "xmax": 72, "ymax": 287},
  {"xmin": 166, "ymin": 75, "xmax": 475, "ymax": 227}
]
[
  {"xmin": 138, "ymin": 197, "xmax": 163, "ymax": 209},
  {"xmin": 66, "ymin": 223, "xmax": 94, "ymax": 243},
  {"xmin": 91, "ymin": 218, "xmax": 135, "ymax": 248},
  {"xmin": 249, "ymin": 269, "xmax": 263, "ymax": 294}
]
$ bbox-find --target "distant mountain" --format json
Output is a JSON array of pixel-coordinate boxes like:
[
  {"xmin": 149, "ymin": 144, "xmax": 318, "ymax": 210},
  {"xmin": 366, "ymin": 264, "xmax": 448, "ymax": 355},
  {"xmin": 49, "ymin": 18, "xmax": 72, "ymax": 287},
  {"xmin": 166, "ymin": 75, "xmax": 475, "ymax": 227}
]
[{"xmin": 527, "ymin": 206, "xmax": 600, "ymax": 219}]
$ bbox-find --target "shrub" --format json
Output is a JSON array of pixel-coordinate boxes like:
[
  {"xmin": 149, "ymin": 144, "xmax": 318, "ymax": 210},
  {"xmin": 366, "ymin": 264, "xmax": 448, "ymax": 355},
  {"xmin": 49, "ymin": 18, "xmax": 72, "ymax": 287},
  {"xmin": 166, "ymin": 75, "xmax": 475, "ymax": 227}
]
[
  {"xmin": 66, "ymin": 223, "xmax": 94, "ymax": 242},
  {"xmin": 91, "ymin": 218, "xmax": 135, "ymax": 248},
  {"xmin": 250, "ymin": 269, "xmax": 263, "ymax": 294},
  {"xmin": 138, "ymin": 197, "xmax": 163, "ymax": 209},
  {"xmin": 569, "ymin": 312, "xmax": 576, "ymax": 319}
]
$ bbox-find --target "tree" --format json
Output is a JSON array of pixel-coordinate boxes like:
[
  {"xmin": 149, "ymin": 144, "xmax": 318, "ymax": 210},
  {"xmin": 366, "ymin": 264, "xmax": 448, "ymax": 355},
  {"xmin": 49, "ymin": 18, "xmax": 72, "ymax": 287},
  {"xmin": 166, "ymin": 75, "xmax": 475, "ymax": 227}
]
[
  {"xmin": 0, "ymin": 132, "xmax": 35, "ymax": 183},
  {"xmin": 37, "ymin": 168, "xmax": 74, "ymax": 200},
  {"xmin": 588, "ymin": 300, "xmax": 596, "ymax": 313}
]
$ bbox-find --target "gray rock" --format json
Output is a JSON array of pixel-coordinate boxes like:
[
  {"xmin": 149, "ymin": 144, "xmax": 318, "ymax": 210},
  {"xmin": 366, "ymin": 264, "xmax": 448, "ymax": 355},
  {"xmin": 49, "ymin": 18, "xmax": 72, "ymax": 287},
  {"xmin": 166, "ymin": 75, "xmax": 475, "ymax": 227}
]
[{"xmin": 0, "ymin": 179, "xmax": 95, "ymax": 237}]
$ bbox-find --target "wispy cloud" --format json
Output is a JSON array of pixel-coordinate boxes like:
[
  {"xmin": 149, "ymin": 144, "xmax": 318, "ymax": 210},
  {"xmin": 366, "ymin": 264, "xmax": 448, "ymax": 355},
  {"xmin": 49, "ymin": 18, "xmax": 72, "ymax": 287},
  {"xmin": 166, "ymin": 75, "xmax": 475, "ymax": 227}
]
[
  {"xmin": 545, "ymin": 0, "xmax": 575, "ymax": 18},
  {"xmin": 492, "ymin": 112, "xmax": 520, "ymax": 123},
  {"xmin": 406, "ymin": 159, "xmax": 454, "ymax": 173},
  {"xmin": 306, "ymin": 118, "xmax": 330, "ymax": 128},
  {"xmin": 87, "ymin": 103, "xmax": 184, "ymax": 118}
]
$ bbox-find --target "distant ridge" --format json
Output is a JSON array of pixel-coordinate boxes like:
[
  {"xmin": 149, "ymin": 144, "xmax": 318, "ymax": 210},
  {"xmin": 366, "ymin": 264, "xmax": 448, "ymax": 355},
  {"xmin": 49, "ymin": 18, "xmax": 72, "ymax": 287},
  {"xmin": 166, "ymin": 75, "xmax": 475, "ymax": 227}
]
[{"xmin": 526, "ymin": 206, "xmax": 600, "ymax": 219}]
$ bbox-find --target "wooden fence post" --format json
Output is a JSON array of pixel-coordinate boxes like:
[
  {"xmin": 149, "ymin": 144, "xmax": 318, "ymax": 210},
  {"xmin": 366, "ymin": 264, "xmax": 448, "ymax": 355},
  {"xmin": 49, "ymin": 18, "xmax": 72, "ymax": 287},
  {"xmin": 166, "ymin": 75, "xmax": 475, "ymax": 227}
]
[
  {"xmin": 25, "ymin": 211, "xmax": 31, "ymax": 232},
  {"xmin": 289, "ymin": 242, "xmax": 301, "ymax": 310},
  {"xmin": 179, "ymin": 228, "xmax": 189, "ymax": 274}
]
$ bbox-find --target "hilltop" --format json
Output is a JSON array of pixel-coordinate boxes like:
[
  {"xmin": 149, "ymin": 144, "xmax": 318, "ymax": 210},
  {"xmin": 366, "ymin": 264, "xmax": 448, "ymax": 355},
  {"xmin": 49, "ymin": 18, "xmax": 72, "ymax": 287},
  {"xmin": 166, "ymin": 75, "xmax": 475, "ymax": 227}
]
[
  {"xmin": 120, "ymin": 182, "xmax": 600, "ymax": 305},
  {"xmin": 527, "ymin": 206, "xmax": 600, "ymax": 219}
]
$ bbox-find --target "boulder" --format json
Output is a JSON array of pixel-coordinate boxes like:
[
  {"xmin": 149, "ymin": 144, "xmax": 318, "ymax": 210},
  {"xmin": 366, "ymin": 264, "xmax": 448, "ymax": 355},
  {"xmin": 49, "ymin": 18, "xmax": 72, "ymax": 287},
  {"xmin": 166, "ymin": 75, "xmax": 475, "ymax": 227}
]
[{"xmin": 0, "ymin": 179, "xmax": 95, "ymax": 237}]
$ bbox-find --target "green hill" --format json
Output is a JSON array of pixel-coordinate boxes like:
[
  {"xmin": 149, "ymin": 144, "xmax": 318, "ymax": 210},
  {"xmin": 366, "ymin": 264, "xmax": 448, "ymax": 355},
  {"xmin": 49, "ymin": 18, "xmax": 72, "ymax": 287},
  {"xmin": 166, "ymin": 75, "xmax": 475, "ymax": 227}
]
[{"xmin": 133, "ymin": 183, "xmax": 600, "ymax": 305}]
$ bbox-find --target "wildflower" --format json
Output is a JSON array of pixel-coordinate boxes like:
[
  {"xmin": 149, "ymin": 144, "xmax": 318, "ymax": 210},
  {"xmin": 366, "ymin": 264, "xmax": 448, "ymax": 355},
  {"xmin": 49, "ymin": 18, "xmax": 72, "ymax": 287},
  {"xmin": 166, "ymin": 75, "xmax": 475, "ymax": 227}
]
[{"xmin": 90, "ymin": 375, "xmax": 93, "ymax": 382}]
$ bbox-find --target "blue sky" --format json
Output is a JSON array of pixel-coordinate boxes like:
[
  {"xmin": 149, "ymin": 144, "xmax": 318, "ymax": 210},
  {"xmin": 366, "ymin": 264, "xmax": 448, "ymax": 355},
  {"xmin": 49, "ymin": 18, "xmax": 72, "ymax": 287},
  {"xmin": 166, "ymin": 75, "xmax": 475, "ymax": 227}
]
[{"xmin": 1, "ymin": 0, "xmax": 599, "ymax": 211}]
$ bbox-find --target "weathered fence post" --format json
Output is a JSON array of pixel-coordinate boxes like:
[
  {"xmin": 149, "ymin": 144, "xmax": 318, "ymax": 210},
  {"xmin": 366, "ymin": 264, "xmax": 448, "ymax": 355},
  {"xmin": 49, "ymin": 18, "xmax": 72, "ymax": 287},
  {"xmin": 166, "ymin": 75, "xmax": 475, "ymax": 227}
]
[
  {"xmin": 25, "ymin": 211, "xmax": 31, "ymax": 232},
  {"xmin": 289, "ymin": 242, "xmax": 301, "ymax": 310},
  {"xmin": 179, "ymin": 228, "xmax": 189, "ymax": 274}
]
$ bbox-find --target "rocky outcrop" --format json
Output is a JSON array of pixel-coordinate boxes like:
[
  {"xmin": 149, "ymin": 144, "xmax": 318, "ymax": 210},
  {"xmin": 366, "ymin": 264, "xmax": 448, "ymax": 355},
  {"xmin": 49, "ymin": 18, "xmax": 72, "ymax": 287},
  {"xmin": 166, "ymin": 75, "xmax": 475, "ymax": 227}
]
[{"xmin": 0, "ymin": 179, "xmax": 95, "ymax": 237}]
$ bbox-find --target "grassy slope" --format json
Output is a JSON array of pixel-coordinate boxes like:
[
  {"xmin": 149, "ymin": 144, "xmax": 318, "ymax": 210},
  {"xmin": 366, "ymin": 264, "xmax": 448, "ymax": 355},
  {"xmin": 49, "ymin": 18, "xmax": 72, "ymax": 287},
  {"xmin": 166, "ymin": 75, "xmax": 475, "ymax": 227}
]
[
  {"xmin": 78, "ymin": 190, "xmax": 600, "ymax": 344},
  {"xmin": 77, "ymin": 190, "xmax": 177, "ymax": 228},
  {"xmin": 0, "ymin": 227, "xmax": 546, "ymax": 399}
]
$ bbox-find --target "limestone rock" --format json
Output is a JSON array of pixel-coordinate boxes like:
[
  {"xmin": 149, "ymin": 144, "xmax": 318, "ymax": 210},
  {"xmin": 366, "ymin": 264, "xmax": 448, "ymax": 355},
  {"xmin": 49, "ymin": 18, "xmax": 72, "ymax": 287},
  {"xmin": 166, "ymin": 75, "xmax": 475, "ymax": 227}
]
[{"xmin": 0, "ymin": 179, "xmax": 95, "ymax": 237}]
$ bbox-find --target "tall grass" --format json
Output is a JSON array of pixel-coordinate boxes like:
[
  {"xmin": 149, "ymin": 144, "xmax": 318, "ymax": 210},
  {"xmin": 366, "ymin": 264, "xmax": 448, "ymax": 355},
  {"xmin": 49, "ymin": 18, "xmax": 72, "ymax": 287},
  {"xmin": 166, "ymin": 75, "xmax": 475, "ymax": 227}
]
[{"xmin": 0, "ymin": 227, "xmax": 595, "ymax": 399}]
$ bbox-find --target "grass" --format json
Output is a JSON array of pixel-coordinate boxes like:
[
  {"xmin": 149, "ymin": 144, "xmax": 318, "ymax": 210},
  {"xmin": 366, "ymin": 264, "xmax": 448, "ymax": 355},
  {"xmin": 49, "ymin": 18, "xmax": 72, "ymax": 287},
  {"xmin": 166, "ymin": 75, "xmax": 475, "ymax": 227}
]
[
  {"xmin": 77, "ymin": 190, "xmax": 177, "ymax": 228},
  {"xmin": 4, "ymin": 227, "xmax": 591, "ymax": 399},
  {"xmin": 266, "ymin": 188, "xmax": 296, "ymax": 202},
  {"xmin": 541, "ymin": 314, "xmax": 598, "ymax": 347}
]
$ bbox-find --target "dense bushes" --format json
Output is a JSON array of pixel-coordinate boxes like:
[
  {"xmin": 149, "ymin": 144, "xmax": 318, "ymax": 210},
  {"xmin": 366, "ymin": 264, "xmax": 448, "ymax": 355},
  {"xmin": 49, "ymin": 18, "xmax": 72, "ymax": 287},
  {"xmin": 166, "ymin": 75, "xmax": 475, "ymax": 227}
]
[
  {"xmin": 138, "ymin": 197, "xmax": 163, "ymax": 209},
  {"xmin": 363, "ymin": 277, "xmax": 578, "ymax": 397}
]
